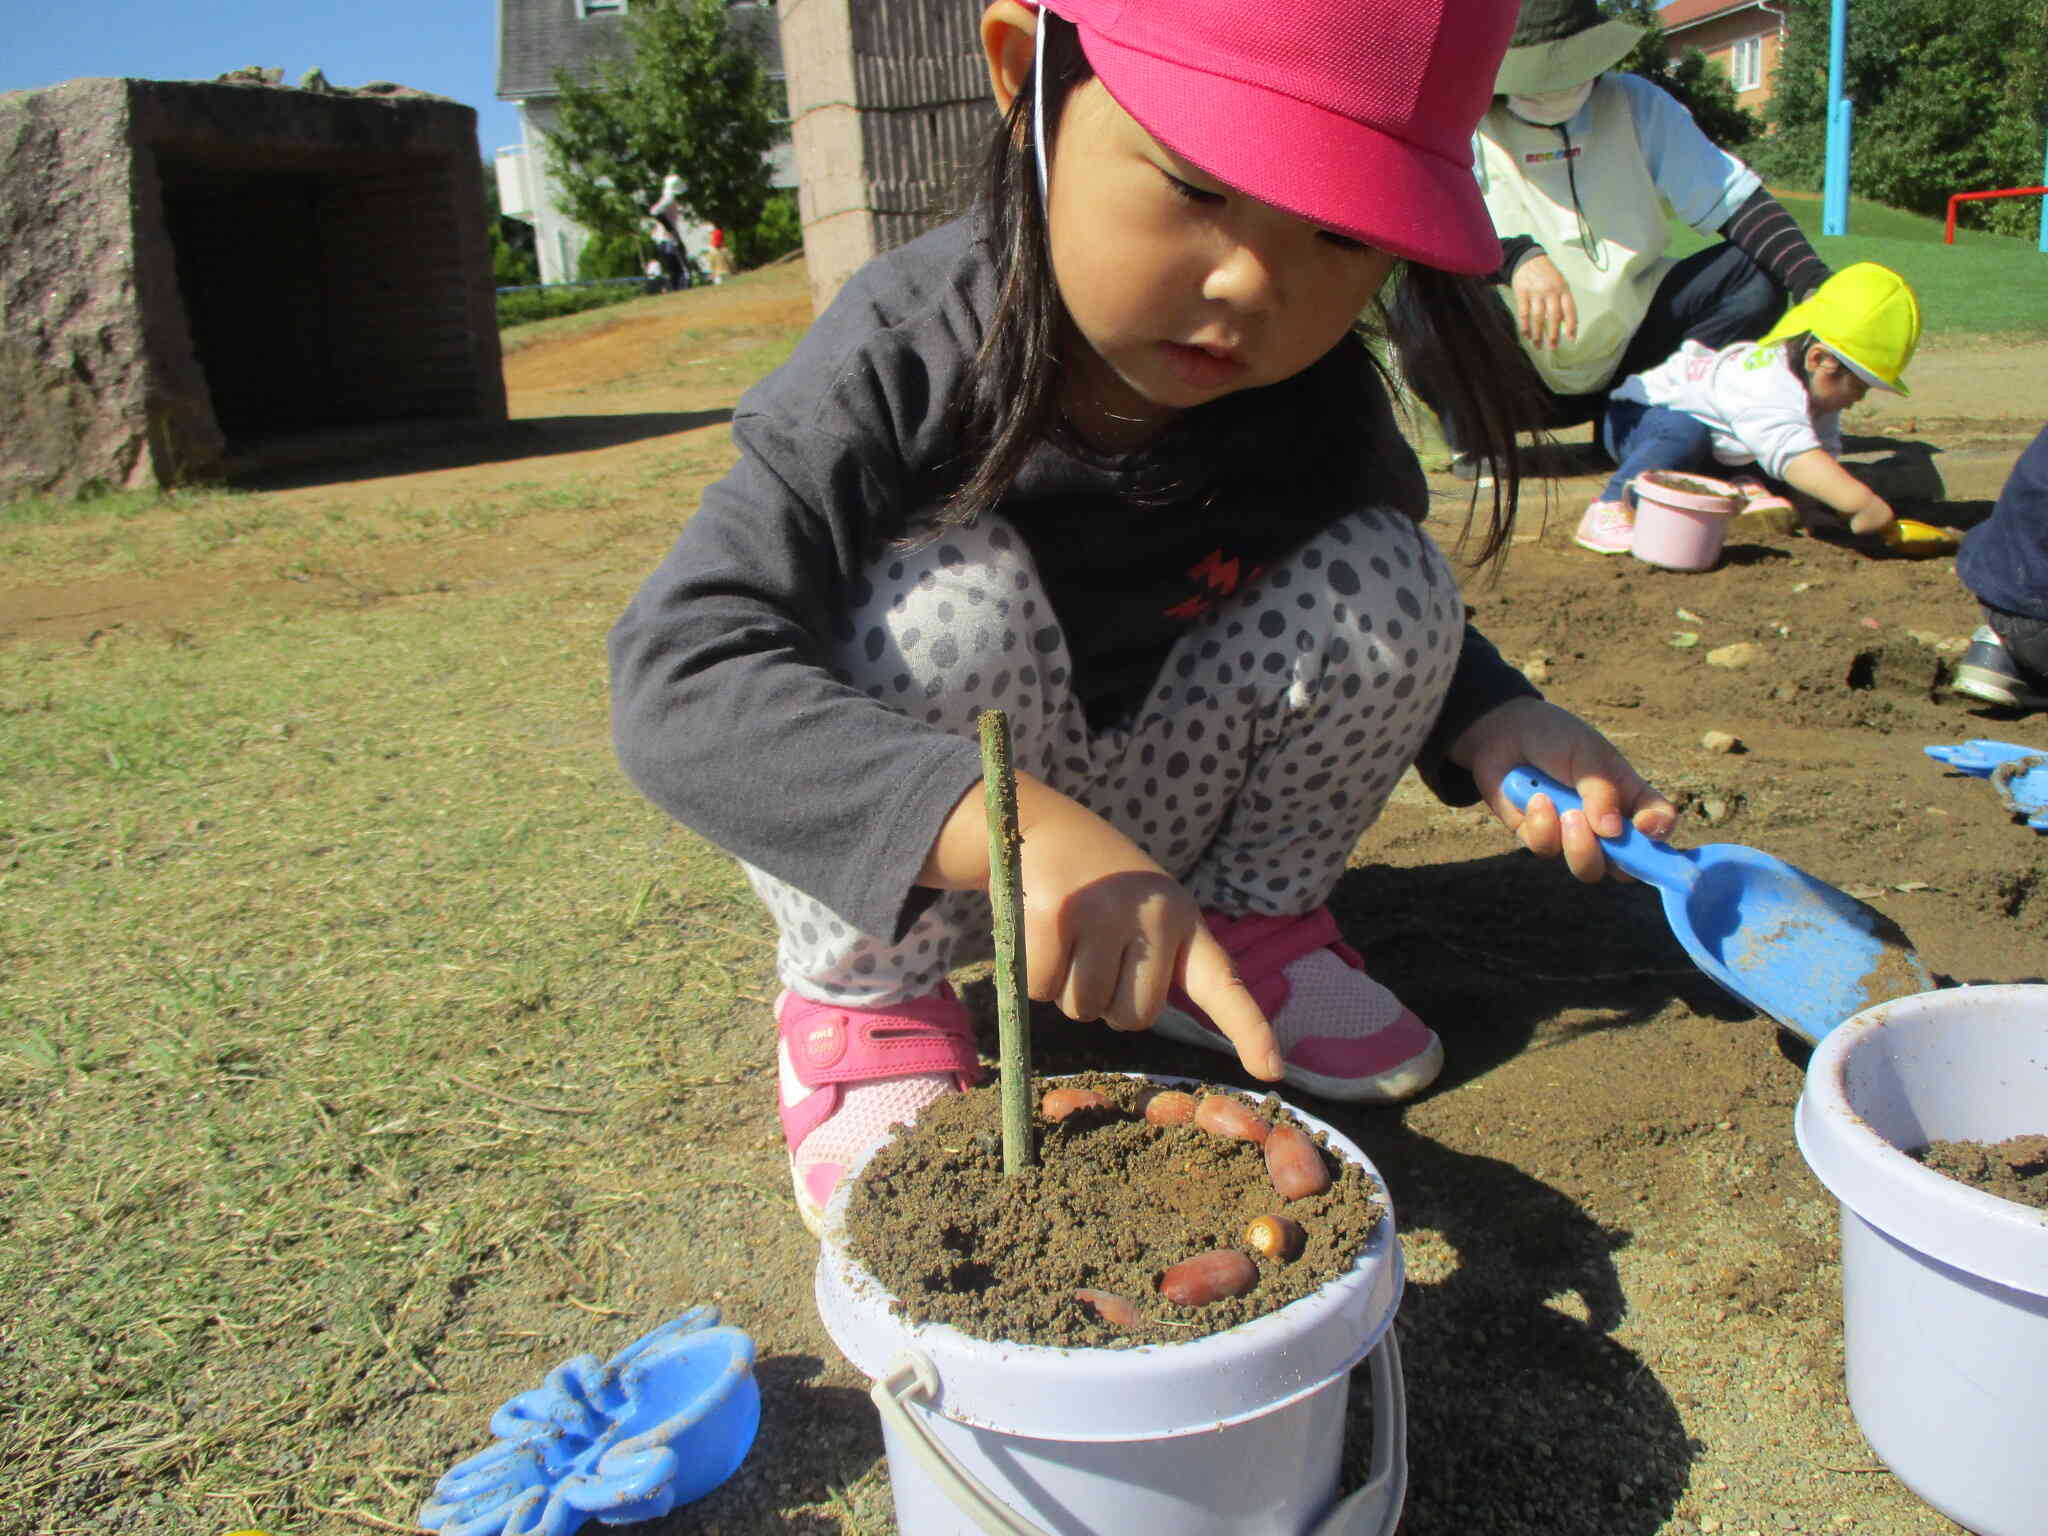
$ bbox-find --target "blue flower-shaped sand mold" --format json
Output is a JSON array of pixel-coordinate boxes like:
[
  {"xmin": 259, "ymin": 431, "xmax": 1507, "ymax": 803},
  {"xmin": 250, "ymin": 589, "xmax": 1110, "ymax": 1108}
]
[
  {"xmin": 420, "ymin": 1306, "xmax": 759, "ymax": 1536},
  {"xmin": 1927, "ymin": 740, "xmax": 2048, "ymax": 833}
]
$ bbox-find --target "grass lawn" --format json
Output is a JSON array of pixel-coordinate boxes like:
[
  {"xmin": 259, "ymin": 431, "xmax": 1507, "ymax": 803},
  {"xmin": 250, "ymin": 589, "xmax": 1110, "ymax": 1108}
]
[
  {"xmin": 1669, "ymin": 189, "xmax": 2048, "ymax": 340},
  {"xmin": 0, "ymin": 577, "xmax": 807, "ymax": 1533},
  {"xmin": 0, "ymin": 273, "xmax": 851, "ymax": 1534}
]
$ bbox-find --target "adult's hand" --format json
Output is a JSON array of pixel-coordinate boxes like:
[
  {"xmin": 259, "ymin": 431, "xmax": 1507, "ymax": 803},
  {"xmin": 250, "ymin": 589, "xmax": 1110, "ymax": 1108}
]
[{"xmin": 1510, "ymin": 253, "xmax": 1579, "ymax": 350}]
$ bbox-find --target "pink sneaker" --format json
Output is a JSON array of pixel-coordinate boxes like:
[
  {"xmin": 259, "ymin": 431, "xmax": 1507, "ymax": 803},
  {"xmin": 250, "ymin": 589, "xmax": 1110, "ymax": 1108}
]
[
  {"xmin": 776, "ymin": 986, "xmax": 981, "ymax": 1236},
  {"xmin": 1152, "ymin": 909, "xmax": 1443, "ymax": 1103},
  {"xmin": 1573, "ymin": 498, "xmax": 1635, "ymax": 554}
]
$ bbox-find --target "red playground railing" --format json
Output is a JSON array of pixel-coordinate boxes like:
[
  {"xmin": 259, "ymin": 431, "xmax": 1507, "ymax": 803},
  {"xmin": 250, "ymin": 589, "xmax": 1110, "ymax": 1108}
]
[{"xmin": 1945, "ymin": 186, "xmax": 2048, "ymax": 243}]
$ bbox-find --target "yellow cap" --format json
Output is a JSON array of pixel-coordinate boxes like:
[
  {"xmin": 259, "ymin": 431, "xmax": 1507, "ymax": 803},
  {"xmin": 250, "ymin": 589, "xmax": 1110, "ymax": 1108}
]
[{"xmin": 1760, "ymin": 262, "xmax": 1921, "ymax": 396}]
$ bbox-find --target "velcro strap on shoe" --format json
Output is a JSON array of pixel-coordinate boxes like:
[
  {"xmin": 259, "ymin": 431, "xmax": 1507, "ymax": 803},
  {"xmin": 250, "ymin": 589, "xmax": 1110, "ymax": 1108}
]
[{"xmin": 779, "ymin": 988, "xmax": 981, "ymax": 1092}]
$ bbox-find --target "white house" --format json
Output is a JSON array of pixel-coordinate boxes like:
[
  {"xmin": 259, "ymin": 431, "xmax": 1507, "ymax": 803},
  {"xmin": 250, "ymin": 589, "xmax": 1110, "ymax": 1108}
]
[{"xmin": 494, "ymin": 0, "xmax": 791, "ymax": 285}]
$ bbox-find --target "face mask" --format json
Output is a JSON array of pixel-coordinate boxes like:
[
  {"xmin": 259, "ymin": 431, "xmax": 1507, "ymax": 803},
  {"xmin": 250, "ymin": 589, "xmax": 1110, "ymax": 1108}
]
[{"xmin": 1506, "ymin": 80, "xmax": 1595, "ymax": 126}]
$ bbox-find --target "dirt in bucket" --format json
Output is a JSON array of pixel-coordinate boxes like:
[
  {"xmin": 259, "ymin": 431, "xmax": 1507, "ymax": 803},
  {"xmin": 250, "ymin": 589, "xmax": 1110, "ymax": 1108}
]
[
  {"xmin": 841, "ymin": 1071, "xmax": 1385, "ymax": 1349},
  {"xmin": 1911, "ymin": 1133, "xmax": 2048, "ymax": 1212}
]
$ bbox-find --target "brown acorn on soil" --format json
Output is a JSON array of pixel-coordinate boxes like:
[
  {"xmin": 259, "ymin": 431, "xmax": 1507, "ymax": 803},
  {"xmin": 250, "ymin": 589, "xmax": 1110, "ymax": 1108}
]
[
  {"xmin": 1041, "ymin": 1086, "xmax": 1113, "ymax": 1121},
  {"xmin": 1264, "ymin": 1123, "xmax": 1331, "ymax": 1199},
  {"xmin": 1138, "ymin": 1088, "xmax": 1198, "ymax": 1126},
  {"xmin": 1193, "ymin": 1093, "xmax": 1270, "ymax": 1144},
  {"xmin": 1243, "ymin": 1213, "xmax": 1306, "ymax": 1262},
  {"xmin": 1074, "ymin": 1288, "xmax": 1145, "ymax": 1329},
  {"xmin": 1158, "ymin": 1248, "xmax": 1259, "ymax": 1306}
]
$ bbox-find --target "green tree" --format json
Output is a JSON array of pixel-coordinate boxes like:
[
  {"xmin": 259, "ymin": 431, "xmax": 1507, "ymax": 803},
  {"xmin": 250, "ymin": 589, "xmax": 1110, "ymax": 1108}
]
[
  {"xmin": 729, "ymin": 189, "xmax": 802, "ymax": 269},
  {"xmin": 578, "ymin": 229, "xmax": 652, "ymax": 281},
  {"xmin": 1606, "ymin": 0, "xmax": 1764, "ymax": 149},
  {"xmin": 1751, "ymin": 0, "xmax": 2048, "ymax": 237},
  {"xmin": 543, "ymin": 0, "xmax": 781, "ymax": 255}
]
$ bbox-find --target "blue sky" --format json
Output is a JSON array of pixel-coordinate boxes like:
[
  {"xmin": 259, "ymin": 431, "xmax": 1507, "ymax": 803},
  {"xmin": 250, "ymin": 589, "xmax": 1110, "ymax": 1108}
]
[{"xmin": 8, "ymin": 0, "xmax": 524, "ymax": 160}]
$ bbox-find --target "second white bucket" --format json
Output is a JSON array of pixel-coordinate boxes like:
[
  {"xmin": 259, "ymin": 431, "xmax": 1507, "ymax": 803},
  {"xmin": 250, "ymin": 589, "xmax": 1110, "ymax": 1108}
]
[
  {"xmin": 1795, "ymin": 983, "xmax": 2048, "ymax": 1536},
  {"xmin": 814, "ymin": 1081, "xmax": 1406, "ymax": 1536}
]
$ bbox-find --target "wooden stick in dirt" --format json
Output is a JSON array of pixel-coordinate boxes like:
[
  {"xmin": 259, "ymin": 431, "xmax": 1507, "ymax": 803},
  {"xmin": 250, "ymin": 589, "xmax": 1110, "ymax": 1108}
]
[{"xmin": 978, "ymin": 708, "xmax": 1035, "ymax": 1174}]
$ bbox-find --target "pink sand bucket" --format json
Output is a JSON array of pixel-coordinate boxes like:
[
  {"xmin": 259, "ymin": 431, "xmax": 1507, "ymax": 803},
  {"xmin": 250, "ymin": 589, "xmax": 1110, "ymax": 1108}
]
[{"xmin": 1629, "ymin": 470, "xmax": 1743, "ymax": 571}]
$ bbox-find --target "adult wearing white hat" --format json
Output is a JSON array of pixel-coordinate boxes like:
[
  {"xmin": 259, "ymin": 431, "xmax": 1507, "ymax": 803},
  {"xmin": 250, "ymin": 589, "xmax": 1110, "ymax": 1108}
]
[
  {"xmin": 648, "ymin": 173, "xmax": 691, "ymax": 291},
  {"xmin": 1438, "ymin": 0, "xmax": 1831, "ymax": 478}
]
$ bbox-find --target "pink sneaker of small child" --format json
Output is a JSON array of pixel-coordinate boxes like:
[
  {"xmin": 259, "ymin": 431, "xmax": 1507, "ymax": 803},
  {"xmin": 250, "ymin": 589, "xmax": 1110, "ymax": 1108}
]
[
  {"xmin": 1151, "ymin": 909, "xmax": 1443, "ymax": 1103},
  {"xmin": 776, "ymin": 987, "xmax": 981, "ymax": 1237},
  {"xmin": 1573, "ymin": 498, "xmax": 1635, "ymax": 554}
]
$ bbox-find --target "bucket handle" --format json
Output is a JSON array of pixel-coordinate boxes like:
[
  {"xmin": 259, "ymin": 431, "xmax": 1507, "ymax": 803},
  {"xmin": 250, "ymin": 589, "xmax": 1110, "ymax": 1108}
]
[
  {"xmin": 871, "ymin": 1329, "xmax": 1407, "ymax": 1536},
  {"xmin": 1310, "ymin": 1326, "xmax": 1407, "ymax": 1536},
  {"xmin": 871, "ymin": 1352, "xmax": 1041, "ymax": 1536}
]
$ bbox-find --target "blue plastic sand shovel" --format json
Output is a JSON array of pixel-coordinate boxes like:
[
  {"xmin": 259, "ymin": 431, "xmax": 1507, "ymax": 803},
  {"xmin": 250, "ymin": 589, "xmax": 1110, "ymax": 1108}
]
[{"xmin": 1502, "ymin": 766, "xmax": 1931, "ymax": 1046}]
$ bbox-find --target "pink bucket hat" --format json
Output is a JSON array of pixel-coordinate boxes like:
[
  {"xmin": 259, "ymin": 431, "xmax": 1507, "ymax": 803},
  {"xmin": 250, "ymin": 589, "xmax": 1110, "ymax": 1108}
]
[{"xmin": 1038, "ymin": 0, "xmax": 1516, "ymax": 274}]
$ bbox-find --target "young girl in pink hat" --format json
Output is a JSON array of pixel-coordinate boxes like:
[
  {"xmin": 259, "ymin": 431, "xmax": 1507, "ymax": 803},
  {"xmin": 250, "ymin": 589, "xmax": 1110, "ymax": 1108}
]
[{"xmin": 610, "ymin": 0, "xmax": 1677, "ymax": 1233}]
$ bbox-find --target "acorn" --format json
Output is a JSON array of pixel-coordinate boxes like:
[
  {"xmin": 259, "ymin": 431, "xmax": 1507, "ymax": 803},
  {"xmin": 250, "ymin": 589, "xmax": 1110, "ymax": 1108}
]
[
  {"xmin": 1074, "ymin": 1288, "xmax": 1145, "ymax": 1330},
  {"xmin": 1041, "ymin": 1086, "xmax": 1113, "ymax": 1121},
  {"xmin": 1138, "ymin": 1088, "xmax": 1198, "ymax": 1126},
  {"xmin": 1263, "ymin": 1123, "xmax": 1331, "ymax": 1200},
  {"xmin": 1243, "ymin": 1213, "xmax": 1306, "ymax": 1262},
  {"xmin": 1158, "ymin": 1248, "xmax": 1258, "ymax": 1306},
  {"xmin": 1193, "ymin": 1093, "xmax": 1269, "ymax": 1144}
]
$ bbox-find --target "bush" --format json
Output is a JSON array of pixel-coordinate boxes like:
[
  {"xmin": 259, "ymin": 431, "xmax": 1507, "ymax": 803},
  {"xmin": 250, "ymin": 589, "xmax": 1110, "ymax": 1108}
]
[
  {"xmin": 577, "ymin": 230, "xmax": 649, "ymax": 282},
  {"xmin": 731, "ymin": 190, "xmax": 803, "ymax": 269},
  {"xmin": 496, "ymin": 283, "xmax": 646, "ymax": 329}
]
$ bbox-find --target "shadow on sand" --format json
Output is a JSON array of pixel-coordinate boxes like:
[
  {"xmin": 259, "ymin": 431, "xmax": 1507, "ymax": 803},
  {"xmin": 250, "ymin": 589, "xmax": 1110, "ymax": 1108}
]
[{"xmin": 224, "ymin": 409, "xmax": 735, "ymax": 492}]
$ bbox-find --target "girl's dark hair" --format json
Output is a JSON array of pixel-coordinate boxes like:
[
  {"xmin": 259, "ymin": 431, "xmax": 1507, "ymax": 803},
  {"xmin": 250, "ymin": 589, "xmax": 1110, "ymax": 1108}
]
[
  {"xmin": 942, "ymin": 15, "xmax": 1094, "ymax": 525},
  {"xmin": 943, "ymin": 11, "xmax": 1548, "ymax": 571},
  {"xmin": 1380, "ymin": 268, "xmax": 1547, "ymax": 569}
]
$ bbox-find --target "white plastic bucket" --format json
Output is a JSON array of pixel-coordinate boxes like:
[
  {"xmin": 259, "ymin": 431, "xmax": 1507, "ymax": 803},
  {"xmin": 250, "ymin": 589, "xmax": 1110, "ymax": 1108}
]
[
  {"xmin": 814, "ymin": 1080, "xmax": 1406, "ymax": 1536},
  {"xmin": 1794, "ymin": 984, "xmax": 2048, "ymax": 1536},
  {"xmin": 1628, "ymin": 470, "xmax": 1742, "ymax": 571}
]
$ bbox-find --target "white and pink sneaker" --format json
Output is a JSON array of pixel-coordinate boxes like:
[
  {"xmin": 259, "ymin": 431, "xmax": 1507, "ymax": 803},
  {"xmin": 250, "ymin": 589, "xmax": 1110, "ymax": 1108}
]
[
  {"xmin": 1573, "ymin": 498, "xmax": 1635, "ymax": 554},
  {"xmin": 1151, "ymin": 908, "xmax": 1443, "ymax": 1104},
  {"xmin": 776, "ymin": 985, "xmax": 981, "ymax": 1236}
]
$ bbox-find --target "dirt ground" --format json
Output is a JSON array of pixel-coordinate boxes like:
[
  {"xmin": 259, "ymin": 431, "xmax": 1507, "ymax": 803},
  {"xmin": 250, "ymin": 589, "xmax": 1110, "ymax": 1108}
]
[{"xmin": 11, "ymin": 265, "xmax": 2045, "ymax": 1535}]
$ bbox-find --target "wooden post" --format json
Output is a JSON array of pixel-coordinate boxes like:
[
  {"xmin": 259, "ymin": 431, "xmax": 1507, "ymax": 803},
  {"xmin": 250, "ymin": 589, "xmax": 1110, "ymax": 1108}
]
[{"xmin": 978, "ymin": 709, "xmax": 1035, "ymax": 1174}]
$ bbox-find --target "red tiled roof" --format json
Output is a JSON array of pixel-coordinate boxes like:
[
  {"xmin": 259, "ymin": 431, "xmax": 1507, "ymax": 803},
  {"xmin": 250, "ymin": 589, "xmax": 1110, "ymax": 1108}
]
[{"xmin": 1660, "ymin": 0, "xmax": 1776, "ymax": 31}]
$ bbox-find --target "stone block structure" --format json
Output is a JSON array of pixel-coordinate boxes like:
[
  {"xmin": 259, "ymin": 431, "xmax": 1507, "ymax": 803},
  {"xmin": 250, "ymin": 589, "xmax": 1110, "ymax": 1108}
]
[
  {"xmin": 0, "ymin": 75, "xmax": 507, "ymax": 500},
  {"xmin": 779, "ymin": 0, "xmax": 991, "ymax": 313}
]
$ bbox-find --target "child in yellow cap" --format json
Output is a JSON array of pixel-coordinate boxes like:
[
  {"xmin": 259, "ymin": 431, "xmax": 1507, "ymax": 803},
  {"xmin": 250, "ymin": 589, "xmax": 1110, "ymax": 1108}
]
[{"xmin": 1573, "ymin": 262, "xmax": 1918, "ymax": 553}]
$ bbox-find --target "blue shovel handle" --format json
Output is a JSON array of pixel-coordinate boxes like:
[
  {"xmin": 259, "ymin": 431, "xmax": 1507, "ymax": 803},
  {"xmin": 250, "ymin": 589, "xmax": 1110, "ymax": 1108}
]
[{"xmin": 1498, "ymin": 766, "xmax": 1697, "ymax": 896}]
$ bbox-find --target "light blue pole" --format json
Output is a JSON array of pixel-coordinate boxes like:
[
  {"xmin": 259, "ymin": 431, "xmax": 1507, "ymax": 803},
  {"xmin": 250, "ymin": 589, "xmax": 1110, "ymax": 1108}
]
[
  {"xmin": 1822, "ymin": 0, "xmax": 1850, "ymax": 236},
  {"xmin": 2039, "ymin": 129, "xmax": 2047, "ymax": 254}
]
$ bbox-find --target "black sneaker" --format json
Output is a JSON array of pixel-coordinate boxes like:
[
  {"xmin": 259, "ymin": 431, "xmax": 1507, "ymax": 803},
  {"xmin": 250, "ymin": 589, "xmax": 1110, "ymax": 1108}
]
[{"xmin": 1952, "ymin": 626, "xmax": 2048, "ymax": 710}]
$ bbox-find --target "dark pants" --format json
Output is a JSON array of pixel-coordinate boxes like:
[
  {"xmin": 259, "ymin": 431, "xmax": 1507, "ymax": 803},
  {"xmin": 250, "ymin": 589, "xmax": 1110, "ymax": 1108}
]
[
  {"xmin": 1598, "ymin": 400, "xmax": 1716, "ymax": 503},
  {"xmin": 1983, "ymin": 604, "xmax": 2048, "ymax": 679},
  {"xmin": 654, "ymin": 243, "xmax": 687, "ymax": 292},
  {"xmin": 1435, "ymin": 239, "xmax": 1783, "ymax": 455}
]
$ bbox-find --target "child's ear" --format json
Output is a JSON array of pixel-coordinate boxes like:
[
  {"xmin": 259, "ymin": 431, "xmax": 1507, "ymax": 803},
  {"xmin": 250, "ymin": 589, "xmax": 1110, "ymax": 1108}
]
[
  {"xmin": 1805, "ymin": 342, "xmax": 1835, "ymax": 375},
  {"xmin": 981, "ymin": 1, "xmax": 1039, "ymax": 116}
]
